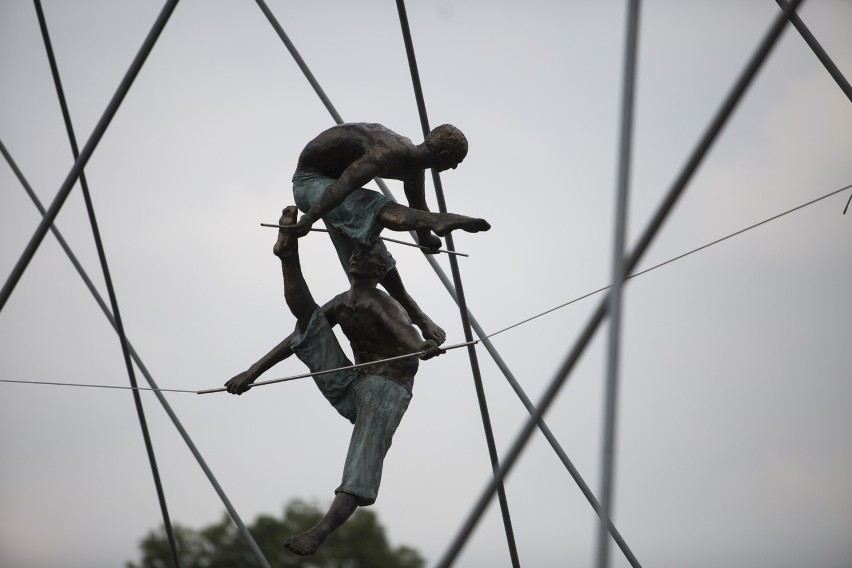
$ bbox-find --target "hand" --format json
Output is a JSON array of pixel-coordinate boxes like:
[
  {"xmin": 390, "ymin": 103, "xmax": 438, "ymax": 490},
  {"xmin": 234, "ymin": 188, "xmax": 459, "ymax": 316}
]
[
  {"xmin": 417, "ymin": 231, "xmax": 442, "ymax": 255},
  {"xmin": 418, "ymin": 340, "xmax": 446, "ymax": 360},
  {"xmin": 225, "ymin": 370, "xmax": 257, "ymax": 395},
  {"xmin": 288, "ymin": 214, "xmax": 315, "ymax": 238}
]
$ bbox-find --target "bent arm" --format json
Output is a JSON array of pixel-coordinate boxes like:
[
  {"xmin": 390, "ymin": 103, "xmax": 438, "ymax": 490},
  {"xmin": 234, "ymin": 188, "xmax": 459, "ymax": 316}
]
[{"xmin": 300, "ymin": 158, "xmax": 381, "ymax": 227}]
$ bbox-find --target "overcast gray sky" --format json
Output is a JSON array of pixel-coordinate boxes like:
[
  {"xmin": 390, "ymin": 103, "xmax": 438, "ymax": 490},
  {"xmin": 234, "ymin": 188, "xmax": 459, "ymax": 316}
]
[{"xmin": 2, "ymin": 1, "xmax": 851, "ymax": 567}]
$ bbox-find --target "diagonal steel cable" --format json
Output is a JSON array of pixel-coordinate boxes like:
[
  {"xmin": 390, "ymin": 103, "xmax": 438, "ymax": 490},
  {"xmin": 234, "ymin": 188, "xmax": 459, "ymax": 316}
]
[
  {"xmin": 775, "ymin": 0, "xmax": 852, "ymax": 104},
  {"xmin": 394, "ymin": 1, "xmax": 520, "ymax": 565},
  {"xmin": 0, "ymin": 0, "xmax": 176, "ymax": 313},
  {"xmin": 33, "ymin": 2, "xmax": 181, "ymax": 564},
  {"xmin": 436, "ymin": 0, "xmax": 804, "ymax": 565}
]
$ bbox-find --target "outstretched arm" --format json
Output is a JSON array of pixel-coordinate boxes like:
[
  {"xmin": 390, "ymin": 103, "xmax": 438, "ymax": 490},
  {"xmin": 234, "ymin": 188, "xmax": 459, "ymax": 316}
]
[{"xmin": 225, "ymin": 332, "xmax": 295, "ymax": 395}]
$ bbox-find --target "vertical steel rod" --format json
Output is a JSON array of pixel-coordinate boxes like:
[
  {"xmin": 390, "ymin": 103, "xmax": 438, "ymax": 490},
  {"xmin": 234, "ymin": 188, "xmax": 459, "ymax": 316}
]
[
  {"xmin": 435, "ymin": 1, "xmax": 803, "ymax": 564},
  {"xmin": 394, "ymin": 1, "xmax": 521, "ymax": 565},
  {"xmin": 595, "ymin": 2, "xmax": 640, "ymax": 568},
  {"xmin": 32, "ymin": 2, "xmax": 182, "ymax": 565}
]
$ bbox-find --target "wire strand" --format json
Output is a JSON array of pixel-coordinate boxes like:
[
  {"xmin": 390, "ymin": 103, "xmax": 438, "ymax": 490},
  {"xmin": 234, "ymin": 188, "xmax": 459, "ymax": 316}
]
[
  {"xmin": 483, "ymin": 182, "xmax": 852, "ymax": 340},
  {"xmin": 4, "ymin": 183, "xmax": 846, "ymax": 397}
]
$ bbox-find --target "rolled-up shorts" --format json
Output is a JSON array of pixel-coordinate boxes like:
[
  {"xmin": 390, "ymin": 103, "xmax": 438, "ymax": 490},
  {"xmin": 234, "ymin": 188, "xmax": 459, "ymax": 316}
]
[
  {"xmin": 290, "ymin": 307, "xmax": 411, "ymax": 505},
  {"xmin": 292, "ymin": 170, "xmax": 397, "ymax": 275}
]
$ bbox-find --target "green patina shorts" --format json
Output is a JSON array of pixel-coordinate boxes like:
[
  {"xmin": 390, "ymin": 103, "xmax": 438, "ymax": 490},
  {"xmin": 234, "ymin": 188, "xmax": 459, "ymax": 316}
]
[
  {"xmin": 292, "ymin": 170, "xmax": 397, "ymax": 276},
  {"xmin": 291, "ymin": 307, "xmax": 412, "ymax": 505}
]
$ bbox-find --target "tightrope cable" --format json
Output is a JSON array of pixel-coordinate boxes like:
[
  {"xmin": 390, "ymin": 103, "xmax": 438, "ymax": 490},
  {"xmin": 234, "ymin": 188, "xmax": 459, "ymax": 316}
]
[{"xmin": 4, "ymin": 182, "xmax": 846, "ymax": 397}]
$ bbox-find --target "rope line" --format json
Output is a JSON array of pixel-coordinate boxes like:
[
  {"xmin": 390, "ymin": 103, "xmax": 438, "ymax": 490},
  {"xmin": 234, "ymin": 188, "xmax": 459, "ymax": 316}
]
[
  {"xmin": 483, "ymin": 182, "xmax": 852, "ymax": 340},
  {"xmin": 3, "ymin": 182, "xmax": 846, "ymax": 397}
]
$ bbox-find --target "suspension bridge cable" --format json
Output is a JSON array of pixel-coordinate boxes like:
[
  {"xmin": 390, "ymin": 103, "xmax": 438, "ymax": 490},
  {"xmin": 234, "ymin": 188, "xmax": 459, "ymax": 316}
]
[
  {"xmin": 33, "ymin": 3, "xmax": 182, "ymax": 565},
  {"xmin": 394, "ymin": 2, "xmax": 521, "ymax": 565},
  {"xmin": 436, "ymin": 2, "xmax": 804, "ymax": 564}
]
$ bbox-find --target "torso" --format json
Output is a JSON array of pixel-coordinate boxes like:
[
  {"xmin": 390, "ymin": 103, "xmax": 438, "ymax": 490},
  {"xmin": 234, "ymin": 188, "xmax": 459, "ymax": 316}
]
[
  {"xmin": 331, "ymin": 288, "xmax": 419, "ymax": 381},
  {"xmin": 296, "ymin": 123, "xmax": 419, "ymax": 181}
]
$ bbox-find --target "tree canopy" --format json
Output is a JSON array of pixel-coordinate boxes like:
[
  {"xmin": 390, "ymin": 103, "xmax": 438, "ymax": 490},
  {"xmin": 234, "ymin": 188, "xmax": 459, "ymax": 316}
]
[{"xmin": 127, "ymin": 499, "xmax": 425, "ymax": 568}]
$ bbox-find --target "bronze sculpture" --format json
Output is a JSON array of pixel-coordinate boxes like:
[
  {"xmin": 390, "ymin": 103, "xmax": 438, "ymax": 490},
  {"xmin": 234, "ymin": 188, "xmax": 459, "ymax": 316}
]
[
  {"xmin": 225, "ymin": 124, "xmax": 491, "ymax": 556},
  {"xmin": 226, "ymin": 207, "xmax": 445, "ymax": 555},
  {"xmin": 288, "ymin": 122, "xmax": 489, "ymax": 345}
]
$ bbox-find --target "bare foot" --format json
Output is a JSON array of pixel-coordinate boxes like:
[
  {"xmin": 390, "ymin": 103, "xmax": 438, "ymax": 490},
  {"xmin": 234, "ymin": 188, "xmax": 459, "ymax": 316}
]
[
  {"xmin": 416, "ymin": 317, "xmax": 447, "ymax": 345},
  {"xmin": 285, "ymin": 529, "xmax": 324, "ymax": 556},
  {"xmin": 433, "ymin": 216, "xmax": 491, "ymax": 237},
  {"xmin": 273, "ymin": 206, "xmax": 300, "ymax": 258}
]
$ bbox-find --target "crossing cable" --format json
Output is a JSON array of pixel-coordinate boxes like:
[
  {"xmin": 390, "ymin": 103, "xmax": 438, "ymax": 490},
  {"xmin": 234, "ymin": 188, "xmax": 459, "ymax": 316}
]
[
  {"xmin": 4, "ymin": 178, "xmax": 844, "ymax": 399},
  {"xmin": 436, "ymin": 1, "xmax": 804, "ymax": 565},
  {"xmin": 0, "ymin": 139, "xmax": 272, "ymax": 568},
  {"xmin": 32, "ymin": 3, "xmax": 181, "ymax": 565},
  {"xmin": 0, "ymin": 0, "xmax": 178, "ymax": 314},
  {"xmin": 597, "ymin": 2, "xmax": 640, "ymax": 568},
  {"xmin": 393, "ymin": 2, "xmax": 521, "ymax": 566},
  {"xmin": 775, "ymin": 0, "xmax": 852, "ymax": 104},
  {"xmin": 484, "ymin": 182, "xmax": 852, "ymax": 340}
]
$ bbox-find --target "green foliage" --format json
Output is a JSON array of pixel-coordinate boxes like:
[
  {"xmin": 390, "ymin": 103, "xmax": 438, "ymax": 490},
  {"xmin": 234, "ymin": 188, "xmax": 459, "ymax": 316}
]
[{"xmin": 127, "ymin": 499, "xmax": 425, "ymax": 568}]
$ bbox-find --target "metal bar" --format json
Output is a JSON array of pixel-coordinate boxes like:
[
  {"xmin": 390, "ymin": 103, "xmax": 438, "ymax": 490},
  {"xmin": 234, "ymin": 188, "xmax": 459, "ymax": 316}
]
[
  {"xmin": 32, "ymin": 2, "xmax": 182, "ymax": 565},
  {"xmin": 253, "ymin": 0, "xmax": 344, "ymax": 124},
  {"xmin": 260, "ymin": 223, "xmax": 468, "ymax": 256},
  {"xmin": 394, "ymin": 1, "xmax": 521, "ymax": 565},
  {"xmin": 435, "ymin": 1, "xmax": 803, "ymax": 564},
  {"xmin": 0, "ymin": 139, "xmax": 272, "ymax": 568},
  {"xmin": 0, "ymin": 0, "xmax": 179, "ymax": 313},
  {"xmin": 774, "ymin": 0, "xmax": 852, "ymax": 104},
  {"xmin": 197, "ymin": 340, "xmax": 477, "ymax": 395},
  {"xmin": 596, "ymin": 2, "xmax": 640, "ymax": 567}
]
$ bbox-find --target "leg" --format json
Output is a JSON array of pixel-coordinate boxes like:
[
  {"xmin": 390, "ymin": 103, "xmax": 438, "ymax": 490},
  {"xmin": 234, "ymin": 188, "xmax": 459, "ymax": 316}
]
[
  {"xmin": 274, "ymin": 206, "xmax": 316, "ymax": 331},
  {"xmin": 284, "ymin": 492, "xmax": 358, "ymax": 556},
  {"xmin": 381, "ymin": 268, "xmax": 446, "ymax": 345},
  {"xmin": 377, "ymin": 202, "xmax": 490, "ymax": 237}
]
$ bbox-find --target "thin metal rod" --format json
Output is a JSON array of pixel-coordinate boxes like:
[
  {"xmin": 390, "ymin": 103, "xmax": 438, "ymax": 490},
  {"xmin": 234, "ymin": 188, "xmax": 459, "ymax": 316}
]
[
  {"xmin": 0, "ymin": 0, "xmax": 179, "ymax": 314},
  {"xmin": 33, "ymin": 2, "xmax": 181, "ymax": 565},
  {"xmin": 0, "ymin": 140, "xmax": 272, "ymax": 568},
  {"xmin": 197, "ymin": 340, "xmax": 477, "ymax": 395},
  {"xmin": 255, "ymin": 4, "xmax": 637, "ymax": 563},
  {"xmin": 424, "ymin": 253, "xmax": 644, "ymax": 567},
  {"xmin": 395, "ymin": 1, "xmax": 521, "ymax": 565},
  {"xmin": 596, "ymin": 2, "xmax": 640, "ymax": 567},
  {"xmin": 775, "ymin": 0, "xmax": 852, "ymax": 104},
  {"xmin": 260, "ymin": 223, "xmax": 468, "ymax": 256},
  {"xmin": 436, "ymin": 1, "xmax": 803, "ymax": 564},
  {"xmin": 0, "ymin": 378, "xmax": 197, "ymax": 394},
  {"xmin": 253, "ymin": 0, "xmax": 343, "ymax": 124}
]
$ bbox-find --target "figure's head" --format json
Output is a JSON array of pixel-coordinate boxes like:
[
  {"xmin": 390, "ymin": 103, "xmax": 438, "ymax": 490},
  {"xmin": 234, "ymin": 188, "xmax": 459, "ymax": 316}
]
[
  {"xmin": 349, "ymin": 242, "xmax": 392, "ymax": 281},
  {"xmin": 425, "ymin": 124, "xmax": 468, "ymax": 171}
]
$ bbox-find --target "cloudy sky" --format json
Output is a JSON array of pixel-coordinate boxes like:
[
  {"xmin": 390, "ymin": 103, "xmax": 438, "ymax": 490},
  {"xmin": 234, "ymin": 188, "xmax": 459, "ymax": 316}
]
[{"xmin": 1, "ymin": 1, "xmax": 851, "ymax": 567}]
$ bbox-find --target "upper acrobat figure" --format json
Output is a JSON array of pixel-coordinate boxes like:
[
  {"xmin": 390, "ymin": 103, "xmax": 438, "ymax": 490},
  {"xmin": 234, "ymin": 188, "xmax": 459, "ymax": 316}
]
[{"xmin": 288, "ymin": 122, "xmax": 490, "ymax": 345}]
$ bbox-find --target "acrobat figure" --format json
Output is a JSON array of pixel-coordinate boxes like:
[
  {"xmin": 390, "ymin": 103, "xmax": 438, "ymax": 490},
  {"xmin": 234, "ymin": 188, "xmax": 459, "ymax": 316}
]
[
  {"xmin": 288, "ymin": 122, "xmax": 489, "ymax": 345},
  {"xmin": 225, "ymin": 207, "xmax": 445, "ymax": 556}
]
